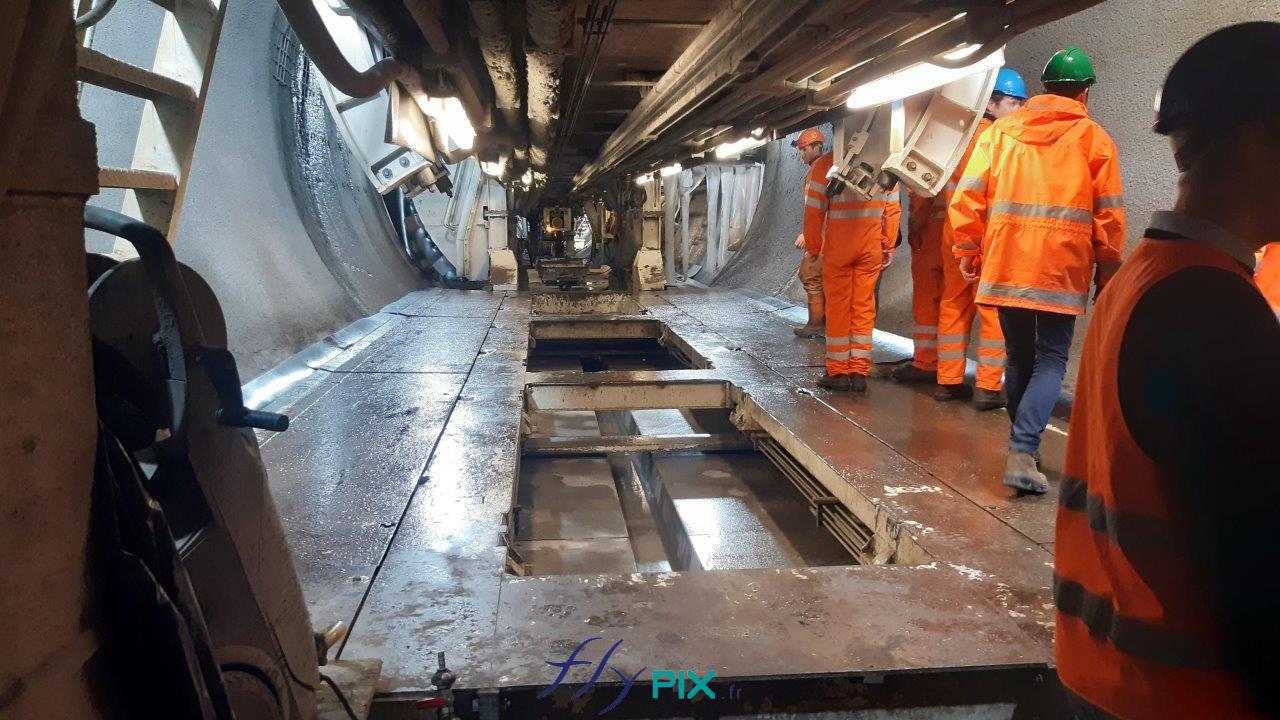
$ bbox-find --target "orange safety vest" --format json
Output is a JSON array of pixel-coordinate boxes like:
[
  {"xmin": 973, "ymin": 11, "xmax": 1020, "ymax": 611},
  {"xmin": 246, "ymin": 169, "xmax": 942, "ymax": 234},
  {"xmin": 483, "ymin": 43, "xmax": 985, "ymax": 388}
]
[
  {"xmin": 950, "ymin": 95, "xmax": 1126, "ymax": 315},
  {"xmin": 802, "ymin": 152, "xmax": 900, "ymax": 257},
  {"xmin": 1256, "ymin": 242, "xmax": 1280, "ymax": 317},
  {"xmin": 1056, "ymin": 233, "xmax": 1261, "ymax": 719}
]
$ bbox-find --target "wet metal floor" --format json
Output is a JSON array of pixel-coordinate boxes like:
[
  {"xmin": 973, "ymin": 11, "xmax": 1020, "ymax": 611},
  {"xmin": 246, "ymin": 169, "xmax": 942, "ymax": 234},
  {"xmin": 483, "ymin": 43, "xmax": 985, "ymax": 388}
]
[{"xmin": 255, "ymin": 286, "xmax": 1065, "ymax": 715}]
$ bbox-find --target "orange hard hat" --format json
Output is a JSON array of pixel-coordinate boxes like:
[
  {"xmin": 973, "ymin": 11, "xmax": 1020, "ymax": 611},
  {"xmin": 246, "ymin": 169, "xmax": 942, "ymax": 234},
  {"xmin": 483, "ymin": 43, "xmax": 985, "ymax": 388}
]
[{"xmin": 792, "ymin": 128, "xmax": 825, "ymax": 149}]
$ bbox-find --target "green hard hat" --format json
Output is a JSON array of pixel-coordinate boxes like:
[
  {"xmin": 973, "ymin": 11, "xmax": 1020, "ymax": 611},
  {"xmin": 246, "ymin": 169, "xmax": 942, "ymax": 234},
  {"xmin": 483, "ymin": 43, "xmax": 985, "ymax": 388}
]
[{"xmin": 1042, "ymin": 46, "xmax": 1097, "ymax": 84}]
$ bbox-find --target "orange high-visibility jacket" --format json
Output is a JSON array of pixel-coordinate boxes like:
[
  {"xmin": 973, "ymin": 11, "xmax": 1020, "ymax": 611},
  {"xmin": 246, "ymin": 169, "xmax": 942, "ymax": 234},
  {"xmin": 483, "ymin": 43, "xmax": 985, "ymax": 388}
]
[
  {"xmin": 1057, "ymin": 235, "xmax": 1263, "ymax": 719},
  {"xmin": 949, "ymin": 95, "xmax": 1126, "ymax": 315},
  {"xmin": 1256, "ymin": 242, "xmax": 1280, "ymax": 317},
  {"xmin": 803, "ymin": 152, "xmax": 900, "ymax": 258}
]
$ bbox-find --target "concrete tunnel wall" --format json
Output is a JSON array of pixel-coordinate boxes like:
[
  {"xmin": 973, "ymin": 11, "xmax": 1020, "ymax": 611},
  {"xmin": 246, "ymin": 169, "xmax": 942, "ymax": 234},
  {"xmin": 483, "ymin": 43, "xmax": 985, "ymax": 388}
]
[
  {"xmin": 717, "ymin": 0, "xmax": 1275, "ymax": 390},
  {"xmin": 85, "ymin": 0, "xmax": 424, "ymax": 380}
]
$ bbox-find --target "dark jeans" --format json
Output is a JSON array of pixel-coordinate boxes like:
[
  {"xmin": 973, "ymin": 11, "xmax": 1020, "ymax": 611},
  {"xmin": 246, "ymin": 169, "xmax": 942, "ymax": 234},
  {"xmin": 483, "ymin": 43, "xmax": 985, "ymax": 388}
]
[{"xmin": 997, "ymin": 307, "xmax": 1076, "ymax": 454}]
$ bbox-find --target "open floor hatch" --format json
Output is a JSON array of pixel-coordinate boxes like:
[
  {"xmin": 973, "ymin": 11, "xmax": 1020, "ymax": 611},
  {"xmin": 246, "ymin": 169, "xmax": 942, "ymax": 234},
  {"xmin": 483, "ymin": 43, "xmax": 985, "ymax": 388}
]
[
  {"xmin": 525, "ymin": 318, "xmax": 707, "ymax": 372},
  {"xmin": 508, "ymin": 380, "xmax": 930, "ymax": 576}
]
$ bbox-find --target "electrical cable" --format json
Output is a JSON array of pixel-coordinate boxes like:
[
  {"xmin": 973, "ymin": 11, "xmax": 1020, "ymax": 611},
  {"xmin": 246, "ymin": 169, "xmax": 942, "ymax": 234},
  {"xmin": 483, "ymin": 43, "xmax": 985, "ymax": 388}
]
[{"xmin": 320, "ymin": 674, "xmax": 359, "ymax": 720}]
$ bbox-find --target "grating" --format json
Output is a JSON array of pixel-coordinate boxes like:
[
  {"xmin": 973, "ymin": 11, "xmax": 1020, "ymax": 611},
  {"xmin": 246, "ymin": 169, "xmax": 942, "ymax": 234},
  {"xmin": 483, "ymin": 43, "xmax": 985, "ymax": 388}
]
[
  {"xmin": 752, "ymin": 434, "xmax": 882, "ymax": 564},
  {"xmin": 272, "ymin": 25, "xmax": 299, "ymax": 87}
]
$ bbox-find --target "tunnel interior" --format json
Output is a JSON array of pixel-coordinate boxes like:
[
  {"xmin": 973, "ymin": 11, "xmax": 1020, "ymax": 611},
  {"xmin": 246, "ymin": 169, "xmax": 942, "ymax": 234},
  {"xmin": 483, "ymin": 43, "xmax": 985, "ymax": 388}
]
[{"xmin": 21, "ymin": 0, "xmax": 1277, "ymax": 717}]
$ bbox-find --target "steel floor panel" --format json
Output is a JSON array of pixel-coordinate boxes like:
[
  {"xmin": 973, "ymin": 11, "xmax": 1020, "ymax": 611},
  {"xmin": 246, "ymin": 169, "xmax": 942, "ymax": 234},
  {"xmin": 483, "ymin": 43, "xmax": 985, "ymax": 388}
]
[
  {"xmin": 492, "ymin": 564, "xmax": 1041, "ymax": 688},
  {"xmin": 344, "ymin": 316, "xmax": 494, "ymax": 374},
  {"xmin": 261, "ymin": 371, "xmax": 465, "ymax": 630},
  {"xmin": 781, "ymin": 366, "xmax": 1064, "ymax": 546},
  {"xmin": 260, "ymin": 286, "xmax": 1062, "ymax": 707}
]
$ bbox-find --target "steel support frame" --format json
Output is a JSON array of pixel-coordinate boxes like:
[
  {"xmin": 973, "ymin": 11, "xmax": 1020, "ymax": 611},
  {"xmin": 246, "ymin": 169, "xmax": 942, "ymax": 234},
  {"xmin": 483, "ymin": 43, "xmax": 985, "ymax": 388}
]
[{"xmin": 575, "ymin": 0, "xmax": 812, "ymax": 190}]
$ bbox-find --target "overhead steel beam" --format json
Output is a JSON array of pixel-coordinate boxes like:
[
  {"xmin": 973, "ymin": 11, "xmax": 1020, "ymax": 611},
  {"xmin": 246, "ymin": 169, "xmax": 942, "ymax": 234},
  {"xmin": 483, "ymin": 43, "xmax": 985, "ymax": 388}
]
[
  {"xmin": 587, "ymin": 17, "xmax": 708, "ymax": 30},
  {"xmin": 571, "ymin": 0, "xmax": 1107, "ymax": 193},
  {"xmin": 573, "ymin": 0, "xmax": 818, "ymax": 190}
]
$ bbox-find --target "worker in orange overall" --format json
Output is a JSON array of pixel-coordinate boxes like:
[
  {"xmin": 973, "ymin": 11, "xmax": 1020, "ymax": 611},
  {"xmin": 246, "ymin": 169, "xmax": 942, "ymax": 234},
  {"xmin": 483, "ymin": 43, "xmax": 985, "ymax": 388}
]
[
  {"xmin": 950, "ymin": 47, "xmax": 1125, "ymax": 492},
  {"xmin": 1055, "ymin": 23, "xmax": 1280, "ymax": 719},
  {"xmin": 895, "ymin": 188, "xmax": 944, "ymax": 377},
  {"xmin": 791, "ymin": 128, "xmax": 828, "ymax": 338},
  {"xmin": 893, "ymin": 68, "xmax": 1027, "ymax": 409},
  {"xmin": 801, "ymin": 129, "xmax": 901, "ymax": 391}
]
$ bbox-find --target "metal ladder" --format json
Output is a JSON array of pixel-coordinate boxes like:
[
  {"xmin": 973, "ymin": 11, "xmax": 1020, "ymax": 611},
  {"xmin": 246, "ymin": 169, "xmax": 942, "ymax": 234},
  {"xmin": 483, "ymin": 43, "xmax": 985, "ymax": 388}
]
[{"xmin": 75, "ymin": 0, "xmax": 227, "ymax": 254}]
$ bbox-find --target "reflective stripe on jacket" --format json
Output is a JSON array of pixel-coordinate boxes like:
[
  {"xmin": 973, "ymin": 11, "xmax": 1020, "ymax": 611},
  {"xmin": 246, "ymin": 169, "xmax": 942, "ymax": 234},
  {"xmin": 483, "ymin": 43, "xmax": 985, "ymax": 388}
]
[
  {"xmin": 1056, "ymin": 235, "xmax": 1260, "ymax": 719},
  {"xmin": 803, "ymin": 152, "xmax": 900, "ymax": 257},
  {"xmin": 949, "ymin": 95, "xmax": 1126, "ymax": 315}
]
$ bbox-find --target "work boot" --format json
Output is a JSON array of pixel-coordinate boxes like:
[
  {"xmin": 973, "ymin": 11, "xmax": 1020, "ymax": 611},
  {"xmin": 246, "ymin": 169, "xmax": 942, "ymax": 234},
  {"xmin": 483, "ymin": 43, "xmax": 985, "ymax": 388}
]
[
  {"xmin": 793, "ymin": 294, "xmax": 825, "ymax": 338},
  {"xmin": 1003, "ymin": 452, "xmax": 1049, "ymax": 495},
  {"xmin": 973, "ymin": 388, "xmax": 1007, "ymax": 411},
  {"xmin": 932, "ymin": 383, "xmax": 973, "ymax": 402},
  {"xmin": 891, "ymin": 363, "xmax": 936, "ymax": 384},
  {"xmin": 817, "ymin": 373, "xmax": 852, "ymax": 391},
  {"xmin": 848, "ymin": 374, "xmax": 868, "ymax": 393}
]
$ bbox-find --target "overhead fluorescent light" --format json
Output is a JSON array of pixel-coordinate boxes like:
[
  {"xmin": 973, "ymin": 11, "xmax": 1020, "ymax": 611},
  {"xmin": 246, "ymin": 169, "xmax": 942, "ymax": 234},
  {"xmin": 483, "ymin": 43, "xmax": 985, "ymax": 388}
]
[
  {"xmin": 419, "ymin": 96, "xmax": 475, "ymax": 151},
  {"xmin": 714, "ymin": 135, "xmax": 767, "ymax": 159},
  {"xmin": 659, "ymin": 163, "xmax": 682, "ymax": 177},
  {"xmin": 480, "ymin": 157, "xmax": 507, "ymax": 177},
  {"xmin": 845, "ymin": 45, "xmax": 1005, "ymax": 110}
]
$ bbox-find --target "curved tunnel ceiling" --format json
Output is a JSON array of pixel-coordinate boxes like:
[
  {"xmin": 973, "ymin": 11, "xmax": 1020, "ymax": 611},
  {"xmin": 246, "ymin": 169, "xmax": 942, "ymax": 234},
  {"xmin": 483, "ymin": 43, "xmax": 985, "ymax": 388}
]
[{"xmin": 317, "ymin": 0, "xmax": 1105, "ymax": 205}]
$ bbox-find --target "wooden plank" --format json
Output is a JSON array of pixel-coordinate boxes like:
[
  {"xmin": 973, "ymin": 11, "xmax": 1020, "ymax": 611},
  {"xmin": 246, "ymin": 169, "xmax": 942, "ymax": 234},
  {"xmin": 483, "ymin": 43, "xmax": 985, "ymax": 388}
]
[
  {"xmin": 98, "ymin": 167, "xmax": 178, "ymax": 191},
  {"xmin": 75, "ymin": 46, "xmax": 196, "ymax": 103}
]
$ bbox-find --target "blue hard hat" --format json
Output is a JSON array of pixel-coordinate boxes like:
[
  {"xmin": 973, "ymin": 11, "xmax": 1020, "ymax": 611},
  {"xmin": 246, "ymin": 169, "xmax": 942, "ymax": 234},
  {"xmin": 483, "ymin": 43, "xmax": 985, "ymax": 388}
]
[{"xmin": 994, "ymin": 68, "xmax": 1028, "ymax": 100}]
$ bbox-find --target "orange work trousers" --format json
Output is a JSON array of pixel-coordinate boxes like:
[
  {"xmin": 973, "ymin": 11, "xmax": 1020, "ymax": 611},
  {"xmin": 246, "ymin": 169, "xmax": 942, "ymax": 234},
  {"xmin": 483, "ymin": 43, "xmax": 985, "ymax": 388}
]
[
  {"xmin": 908, "ymin": 233, "xmax": 943, "ymax": 372},
  {"xmin": 937, "ymin": 254, "xmax": 1005, "ymax": 390},
  {"xmin": 798, "ymin": 251, "xmax": 823, "ymax": 295},
  {"xmin": 824, "ymin": 236, "xmax": 883, "ymax": 377}
]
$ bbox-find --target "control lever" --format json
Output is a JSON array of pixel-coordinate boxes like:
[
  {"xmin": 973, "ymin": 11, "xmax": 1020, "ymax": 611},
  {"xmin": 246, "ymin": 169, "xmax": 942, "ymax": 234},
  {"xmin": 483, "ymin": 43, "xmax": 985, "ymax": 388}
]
[
  {"xmin": 191, "ymin": 345, "xmax": 290, "ymax": 432},
  {"xmin": 417, "ymin": 652, "xmax": 457, "ymax": 718}
]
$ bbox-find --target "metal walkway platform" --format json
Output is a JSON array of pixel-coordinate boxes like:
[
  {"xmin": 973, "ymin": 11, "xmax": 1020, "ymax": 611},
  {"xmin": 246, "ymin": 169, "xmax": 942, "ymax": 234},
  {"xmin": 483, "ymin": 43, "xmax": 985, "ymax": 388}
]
[{"xmin": 254, "ymin": 287, "xmax": 1067, "ymax": 717}]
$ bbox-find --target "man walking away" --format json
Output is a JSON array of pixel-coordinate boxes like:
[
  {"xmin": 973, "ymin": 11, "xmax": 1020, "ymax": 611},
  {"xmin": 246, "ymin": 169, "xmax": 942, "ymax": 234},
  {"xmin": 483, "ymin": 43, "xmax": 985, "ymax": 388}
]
[
  {"xmin": 792, "ymin": 128, "xmax": 828, "ymax": 338},
  {"xmin": 1055, "ymin": 23, "xmax": 1280, "ymax": 719},
  {"xmin": 949, "ymin": 47, "xmax": 1125, "ymax": 493}
]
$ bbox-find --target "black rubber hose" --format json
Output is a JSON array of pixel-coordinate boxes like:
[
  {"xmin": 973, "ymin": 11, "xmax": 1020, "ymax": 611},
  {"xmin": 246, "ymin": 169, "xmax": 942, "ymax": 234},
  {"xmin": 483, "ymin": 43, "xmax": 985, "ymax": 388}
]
[
  {"xmin": 274, "ymin": 0, "xmax": 408, "ymax": 98},
  {"xmin": 75, "ymin": 0, "xmax": 119, "ymax": 29}
]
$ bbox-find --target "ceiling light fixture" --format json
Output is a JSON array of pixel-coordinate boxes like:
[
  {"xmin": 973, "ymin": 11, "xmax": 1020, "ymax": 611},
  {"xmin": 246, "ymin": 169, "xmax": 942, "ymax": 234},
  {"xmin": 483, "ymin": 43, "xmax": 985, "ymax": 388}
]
[
  {"xmin": 418, "ymin": 96, "xmax": 475, "ymax": 151},
  {"xmin": 845, "ymin": 45, "xmax": 1005, "ymax": 110}
]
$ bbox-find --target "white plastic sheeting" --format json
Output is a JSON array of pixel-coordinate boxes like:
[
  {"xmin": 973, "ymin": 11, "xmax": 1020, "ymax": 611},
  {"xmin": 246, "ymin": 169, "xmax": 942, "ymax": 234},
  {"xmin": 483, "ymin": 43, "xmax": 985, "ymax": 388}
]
[
  {"xmin": 659, "ymin": 162, "xmax": 762, "ymax": 282},
  {"xmin": 704, "ymin": 163, "xmax": 763, "ymax": 278}
]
